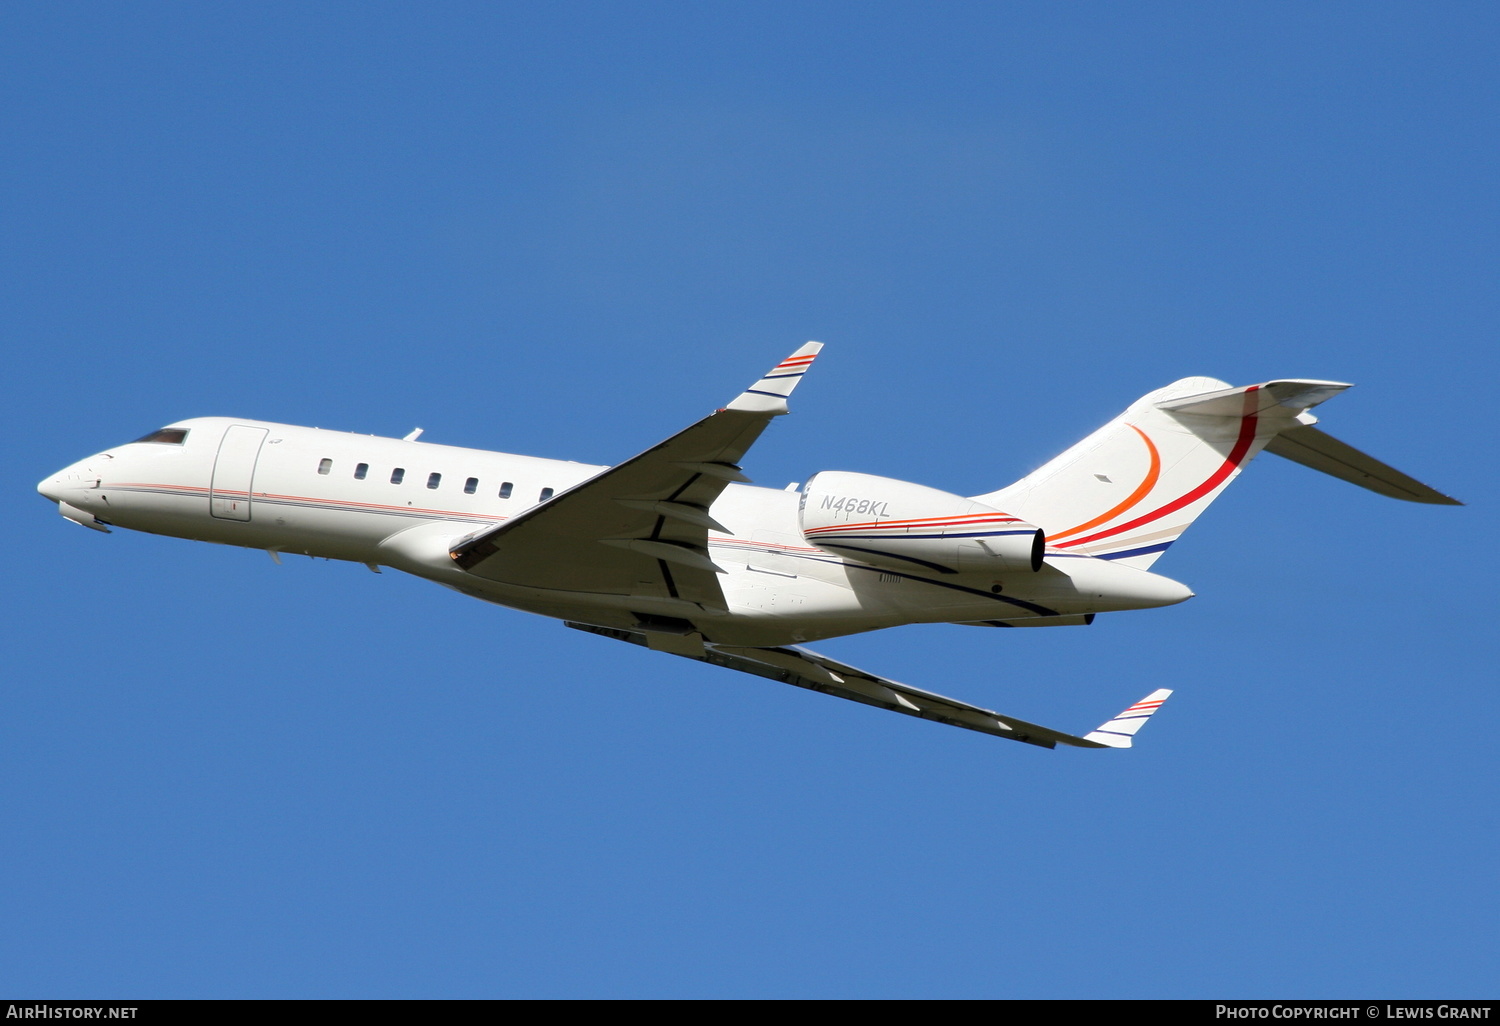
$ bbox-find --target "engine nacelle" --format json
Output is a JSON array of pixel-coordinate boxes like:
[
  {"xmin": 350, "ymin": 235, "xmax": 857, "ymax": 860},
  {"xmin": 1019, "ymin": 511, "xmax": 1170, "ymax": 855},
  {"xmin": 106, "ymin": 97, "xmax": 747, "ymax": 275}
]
[{"xmin": 799, "ymin": 471, "xmax": 1045, "ymax": 574}]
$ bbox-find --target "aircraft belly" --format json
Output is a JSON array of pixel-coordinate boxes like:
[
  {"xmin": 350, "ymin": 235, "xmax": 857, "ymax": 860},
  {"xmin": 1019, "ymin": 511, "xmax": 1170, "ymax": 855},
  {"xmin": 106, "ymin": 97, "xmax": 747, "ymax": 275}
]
[
  {"xmin": 115, "ymin": 509, "xmax": 390, "ymax": 563},
  {"xmin": 96, "ymin": 477, "xmax": 408, "ymax": 564}
]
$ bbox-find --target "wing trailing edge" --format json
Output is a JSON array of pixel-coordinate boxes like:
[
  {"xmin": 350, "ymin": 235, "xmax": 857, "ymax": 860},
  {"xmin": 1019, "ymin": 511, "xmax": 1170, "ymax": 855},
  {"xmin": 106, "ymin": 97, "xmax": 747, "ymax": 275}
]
[{"xmin": 567, "ymin": 621, "xmax": 1172, "ymax": 750}]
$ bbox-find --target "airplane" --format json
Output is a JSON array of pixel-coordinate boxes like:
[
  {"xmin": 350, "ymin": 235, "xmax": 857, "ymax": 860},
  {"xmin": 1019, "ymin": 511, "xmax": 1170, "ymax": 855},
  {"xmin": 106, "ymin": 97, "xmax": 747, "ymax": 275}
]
[{"xmin": 36, "ymin": 343, "xmax": 1460, "ymax": 750}]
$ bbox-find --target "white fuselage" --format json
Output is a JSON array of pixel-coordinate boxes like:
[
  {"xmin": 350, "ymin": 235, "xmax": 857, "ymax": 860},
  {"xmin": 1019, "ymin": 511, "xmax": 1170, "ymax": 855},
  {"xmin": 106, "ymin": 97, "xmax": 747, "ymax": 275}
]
[{"xmin": 39, "ymin": 417, "xmax": 1193, "ymax": 647}]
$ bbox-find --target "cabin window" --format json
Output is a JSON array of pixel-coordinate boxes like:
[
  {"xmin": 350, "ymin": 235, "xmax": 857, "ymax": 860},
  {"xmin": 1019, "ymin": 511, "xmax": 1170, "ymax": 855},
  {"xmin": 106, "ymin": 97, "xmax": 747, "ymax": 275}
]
[
  {"xmin": 427, "ymin": 472, "xmax": 442, "ymax": 490},
  {"xmin": 499, "ymin": 482, "xmax": 513, "ymax": 499},
  {"xmin": 391, "ymin": 468, "xmax": 405, "ymax": 485},
  {"xmin": 132, "ymin": 428, "xmax": 188, "ymax": 445},
  {"xmin": 464, "ymin": 477, "xmax": 478, "ymax": 495},
  {"xmin": 539, "ymin": 487, "xmax": 554, "ymax": 502},
  {"xmin": 354, "ymin": 463, "xmax": 368, "ymax": 480},
  {"xmin": 317, "ymin": 458, "xmax": 332, "ymax": 475}
]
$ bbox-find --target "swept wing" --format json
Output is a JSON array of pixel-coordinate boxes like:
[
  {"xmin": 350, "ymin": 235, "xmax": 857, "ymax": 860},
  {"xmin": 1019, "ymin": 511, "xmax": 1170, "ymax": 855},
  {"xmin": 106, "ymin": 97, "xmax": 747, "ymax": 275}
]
[
  {"xmin": 567, "ymin": 621, "xmax": 1172, "ymax": 749},
  {"xmin": 450, "ymin": 343, "xmax": 822, "ymax": 612}
]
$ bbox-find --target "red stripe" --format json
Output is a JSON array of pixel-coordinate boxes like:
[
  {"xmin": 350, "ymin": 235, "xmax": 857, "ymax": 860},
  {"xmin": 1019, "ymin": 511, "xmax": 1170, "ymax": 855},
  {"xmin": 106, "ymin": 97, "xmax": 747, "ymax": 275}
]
[
  {"xmin": 710, "ymin": 537, "xmax": 822, "ymax": 552},
  {"xmin": 806, "ymin": 524, "xmax": 1020, "ymax": 537},
  {"xmin": 807, "ymin": 513, "xmax": 1021, "ymax": 534},
  {"xmin": 1049, "ymin": 426, "xmax": 1161, "ymax": 541},
  {"xmin": 112, "ymin": 481, "xmax": 510, "ymax": 522},
  {"xmin": 1056, "ymin": 388, "xmax": 1261, "ymax": 550},
  {"xmin": 806, "ymin": 524, "xmax": 1023, "ymax": 538}
]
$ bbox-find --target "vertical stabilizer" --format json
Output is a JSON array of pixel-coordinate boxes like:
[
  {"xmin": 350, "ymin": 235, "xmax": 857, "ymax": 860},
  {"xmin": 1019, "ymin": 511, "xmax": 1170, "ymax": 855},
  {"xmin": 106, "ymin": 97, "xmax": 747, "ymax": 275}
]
[{"xmin": 976, "ymin": 379, "xmax": 1350, "ymax": 569}]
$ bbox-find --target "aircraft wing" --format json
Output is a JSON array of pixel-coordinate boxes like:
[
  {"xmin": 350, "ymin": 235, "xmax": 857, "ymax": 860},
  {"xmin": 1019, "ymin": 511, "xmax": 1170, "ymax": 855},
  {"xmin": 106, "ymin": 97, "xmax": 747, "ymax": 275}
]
[
  {"xmin": 567, "ymin": 621, "xmax": 1172, "ymax": 749},
  {"xmin": 451, "ymin": 343, "xmax": 822, "ymax": 611}
]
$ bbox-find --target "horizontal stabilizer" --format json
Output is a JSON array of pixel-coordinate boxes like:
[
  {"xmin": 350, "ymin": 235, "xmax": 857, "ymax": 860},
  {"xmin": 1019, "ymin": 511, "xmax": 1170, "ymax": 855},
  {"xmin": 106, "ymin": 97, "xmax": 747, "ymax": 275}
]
[
  {"xmin": 1156, "ymin": 379, "xmax": 1350, "ymax": 417},
  {"xmin": 1083, "ymin": 689, "xmax": 1173, "ymax": 748},
  {"xmin": 1264, "ymin": 424, "xmax": 1462, "ymax": 505},
  {"xmin": 568, "ymin": 621, "xmax": 1165, "ymax": 750},
  {"xmin": 977, "ymin": 374, "xmax": 1460, "ymax": 570}
]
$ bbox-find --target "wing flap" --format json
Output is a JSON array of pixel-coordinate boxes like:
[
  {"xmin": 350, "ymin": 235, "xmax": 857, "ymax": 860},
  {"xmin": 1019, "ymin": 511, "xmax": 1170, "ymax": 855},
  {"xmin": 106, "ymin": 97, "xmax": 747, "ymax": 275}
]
[{"xmin": 567, "ymin": 622, "xmax": 1172, "ymax": 750}]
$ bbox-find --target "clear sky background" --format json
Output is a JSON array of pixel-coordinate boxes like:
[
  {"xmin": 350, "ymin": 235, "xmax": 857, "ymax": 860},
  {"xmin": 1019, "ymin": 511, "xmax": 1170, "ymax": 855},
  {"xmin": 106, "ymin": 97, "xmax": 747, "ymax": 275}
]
[{"xmin": 3, "ymin": 2, "xmax": 1496, "ymax": 999}]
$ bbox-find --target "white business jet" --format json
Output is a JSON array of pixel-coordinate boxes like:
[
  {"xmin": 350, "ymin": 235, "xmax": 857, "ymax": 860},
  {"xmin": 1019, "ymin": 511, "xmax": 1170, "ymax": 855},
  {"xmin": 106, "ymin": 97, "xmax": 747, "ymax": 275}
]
[{"xmin": 37, "ymin": 344, "xmax": 1458, "ymax": 750}]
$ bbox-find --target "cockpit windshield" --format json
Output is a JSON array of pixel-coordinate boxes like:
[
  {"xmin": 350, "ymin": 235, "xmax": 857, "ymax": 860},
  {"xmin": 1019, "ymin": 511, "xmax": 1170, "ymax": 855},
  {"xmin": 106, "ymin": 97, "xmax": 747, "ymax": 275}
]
[{"xmin": 132, "ymin": 428, "xmax": 189, "ymax": 445}]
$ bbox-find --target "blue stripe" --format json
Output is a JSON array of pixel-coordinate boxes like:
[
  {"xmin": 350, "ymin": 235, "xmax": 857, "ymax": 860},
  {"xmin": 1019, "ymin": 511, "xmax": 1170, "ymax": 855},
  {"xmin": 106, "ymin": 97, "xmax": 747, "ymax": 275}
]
[
  {"xmin": 972, "ymin": 614, "xmax": 1094, "ymax": 628},
  {"xmin": 708, "ymin": 539, "xmax": 1059, "ymax": 615},
  {"xmin": 791, "ymin": 551, "xmax": 1060, "ymax": 617},
  {"xmin": 814, "ymin": 543, "xmax": 958, "ymax": 574},
  {"xmin": 743, "ymin": 388, "xmax": 789, "ymax": 398},
  {"xmin": 760, "ymin": 372, "xmax": 806, "ymax": 379},
  {"xmin": 1097, "ymin": 541, "xmax": 1174, "ymax": 561},
  {"xmin": 809, "ymin": 529, "xmax": 1036, "ymax": 542}
]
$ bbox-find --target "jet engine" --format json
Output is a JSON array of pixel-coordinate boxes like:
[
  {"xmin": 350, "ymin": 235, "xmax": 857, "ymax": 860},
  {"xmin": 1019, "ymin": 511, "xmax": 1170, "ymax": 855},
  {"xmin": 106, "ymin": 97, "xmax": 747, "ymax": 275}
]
[{"xmin": 799, "ymin": 471, "xmax": 1045, "ymax": 574}]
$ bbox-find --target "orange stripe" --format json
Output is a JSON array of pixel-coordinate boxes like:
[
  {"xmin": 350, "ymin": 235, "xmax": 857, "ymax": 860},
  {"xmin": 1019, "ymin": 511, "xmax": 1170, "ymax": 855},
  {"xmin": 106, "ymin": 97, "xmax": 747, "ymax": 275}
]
[
  {"xmin": 806, "ymin": 513, "xmax": 1021, "ymax": 533},
  {"xmin": 1057, "ymin": 388, "xmax": 1260, "ymax": 550},
  {"xmin": 1047, "ymin": 425, "xmax": 1161, "ymax": 541},
  {"xmin": 709, "ymin": 537, "xmax": 822, "ymax": 552},
  {"xmin": 112, "ymin": 482, "xmax": 509, "ymax": 522}
]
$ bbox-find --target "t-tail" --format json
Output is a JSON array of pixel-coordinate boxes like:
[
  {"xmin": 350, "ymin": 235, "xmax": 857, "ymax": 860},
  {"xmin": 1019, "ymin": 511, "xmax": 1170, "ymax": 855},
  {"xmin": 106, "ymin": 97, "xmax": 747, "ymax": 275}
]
[{"xmin": 976, "ymin": 377, "xmax": 1460, "ymax": 570}]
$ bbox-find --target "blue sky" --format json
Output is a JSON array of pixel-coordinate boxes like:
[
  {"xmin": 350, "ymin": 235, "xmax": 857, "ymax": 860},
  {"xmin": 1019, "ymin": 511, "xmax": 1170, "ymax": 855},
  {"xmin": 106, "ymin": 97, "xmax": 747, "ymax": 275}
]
[{"xmin": 3, "ymin": 2, "xmax": 1496, "ymax": 998}]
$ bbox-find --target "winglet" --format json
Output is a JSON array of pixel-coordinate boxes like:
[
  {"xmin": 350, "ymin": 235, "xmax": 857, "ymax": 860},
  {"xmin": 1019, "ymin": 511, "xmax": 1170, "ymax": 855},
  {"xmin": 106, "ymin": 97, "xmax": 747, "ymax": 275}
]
[
  {"xmin": 1082, "ymin": 688, "xmax": 1173, "ymax": 748},
  {"xmin": 725, "ymin": 342, "xmax": 823, "ymax": 415}
]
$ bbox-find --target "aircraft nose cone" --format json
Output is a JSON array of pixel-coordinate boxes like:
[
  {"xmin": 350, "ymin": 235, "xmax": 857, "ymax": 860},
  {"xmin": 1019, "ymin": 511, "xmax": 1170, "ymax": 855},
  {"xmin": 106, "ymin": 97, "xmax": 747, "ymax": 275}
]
[
  {"xmin": 38, "ymin": 473, "xmax": 67, "ymax": 503},
  {"xmin": 39, "ymin": 459, "xmax": 99, "ymax": 503}
]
